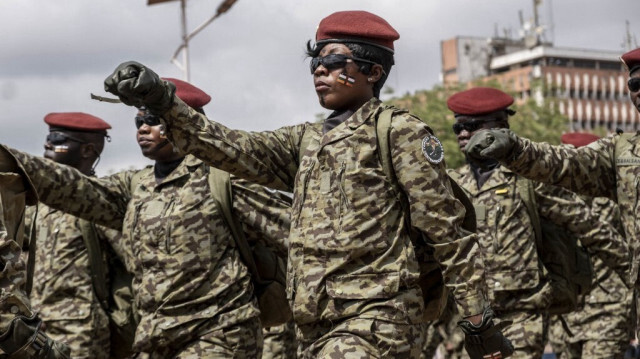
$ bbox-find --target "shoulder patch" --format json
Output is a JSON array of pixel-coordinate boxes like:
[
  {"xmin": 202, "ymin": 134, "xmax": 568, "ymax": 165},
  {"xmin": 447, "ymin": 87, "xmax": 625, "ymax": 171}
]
[{"xmin": 422, "ymin": 135, "xmax": 444, "ymax": 164}]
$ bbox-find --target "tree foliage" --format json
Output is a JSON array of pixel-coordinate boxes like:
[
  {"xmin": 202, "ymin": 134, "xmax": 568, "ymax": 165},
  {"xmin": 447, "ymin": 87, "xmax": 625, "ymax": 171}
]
[{"xmin": 385, "ymin": 82, "xmax": 572, "ymax": 169}]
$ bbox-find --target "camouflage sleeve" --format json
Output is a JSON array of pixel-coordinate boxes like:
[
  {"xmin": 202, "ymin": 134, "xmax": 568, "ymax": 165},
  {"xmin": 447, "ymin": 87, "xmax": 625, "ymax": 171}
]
[
  {"xmin": 507, "ymin": 135, "xmax": 617, "ymax": 199},
  {"xmin": 389, "ymin": 114, "xmax": 487, "ymax": 317},
  {"xmin": 8, "ymin": 147, "xmax": 132, "ymax": 230},
  {"xmin": 159, "ymin": 97, "xmax": 302, "ymax": 192},
  {"xmin": 536, "ymin": 183, "xmax": 630, "ymax": 276},
  {"xmin": 231, "ymin": 178, "xmax": 291, "ymax": 258}
]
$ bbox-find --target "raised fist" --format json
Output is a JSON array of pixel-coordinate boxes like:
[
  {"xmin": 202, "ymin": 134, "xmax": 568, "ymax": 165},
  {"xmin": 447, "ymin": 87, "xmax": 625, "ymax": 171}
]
[{"xmin": 104, "ymin": 61, "xmax": 175, "ymax": 114}]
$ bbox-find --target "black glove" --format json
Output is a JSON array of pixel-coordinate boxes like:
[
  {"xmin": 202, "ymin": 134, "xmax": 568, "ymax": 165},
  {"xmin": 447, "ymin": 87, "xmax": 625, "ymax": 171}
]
[
  {"xmin": 0, "ymin": 314, "xmax": 70, "ymax": 358},
  {"xmin": 458, "ymin": 308, "xmax": 514, "ymax": 359},
  {"xmin": 465, "ymin": 129, "xmax": 520, "ymax": 163},
  {"xmin": 104, "ymin": 61, "xmax": 176, "ymax": 114}
]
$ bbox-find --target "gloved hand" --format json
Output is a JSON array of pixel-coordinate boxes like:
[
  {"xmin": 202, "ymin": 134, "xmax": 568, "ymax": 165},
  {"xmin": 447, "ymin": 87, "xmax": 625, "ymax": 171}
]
[
  {"xmin": 104, "ymin": 61, "xmax": 176, "ymax": 114},
  {"xmin": 465, "ymin": 128, "xmax": 520, "ymax": 163},
  {"xmin": 458, "ymin": 308, "xmax": 514, "ymax": 359},
  {"xmin": 0, "ymin": 314, "xmax": 70, "ymax": 358}
]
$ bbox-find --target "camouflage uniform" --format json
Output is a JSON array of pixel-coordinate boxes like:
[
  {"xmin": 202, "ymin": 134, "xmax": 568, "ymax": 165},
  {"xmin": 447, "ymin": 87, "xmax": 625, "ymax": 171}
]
[
  {"xmin": 496, "ymin": 134, "xmax": 639, "ymax": 287},
  {"xmin": 548, "ymin": 197, "xmax": 633, "ymax": 358},
  {"xmin": 25, "ymin": 204, "xmax": 117, "ymax": 358},
  {"xmin": 9, "ymin": 151, "xmax": 291, "ymax": 358},
  {"xmin": 446, "ymin": 164, "xmax": 629, "ymax": 358},
  {"xmin": 262, "ymin": 321, "xmax": 297, "ymax": 359},
  {"xmin": 0, "ymin": 165, "xmax": 69, "ymax": 357},
  {"xmin": 157, "ymin": 96, "xmax": 488, "ymax": 357}
]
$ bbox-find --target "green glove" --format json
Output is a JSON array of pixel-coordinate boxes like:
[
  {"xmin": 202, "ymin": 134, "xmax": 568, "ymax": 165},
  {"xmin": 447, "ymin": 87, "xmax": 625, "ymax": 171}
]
[
  {"xmin": 104, "ymin": 61, "xmax": 176, "ymax": 114},
  {"xmin": 465, "ymin": 128, "xmax": 519, "ymax": 162},
  {"xmin": 0, "ymin": 314, "xmax": 70, "ymax": 358}
]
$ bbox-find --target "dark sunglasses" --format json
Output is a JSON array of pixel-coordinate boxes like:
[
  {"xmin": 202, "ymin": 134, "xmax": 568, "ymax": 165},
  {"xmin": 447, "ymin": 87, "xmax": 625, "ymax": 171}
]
[
  {"xmin": 135, "ymin": 113, "xmax": 162, "ymax": 129},
  {"xmin": 46, "ymin": 132, "xmax": 87, "ymax": 145},
  {"xmin": 628, "ymin": 77, "xmax": 640, "ymax": 93},
  {"xmin": 309, "ymin": 53, "xmax": 377, "ymax": 74},
  {"xmin": 452, "ymin": 119, "xmax": 501, "ymax": 135}
]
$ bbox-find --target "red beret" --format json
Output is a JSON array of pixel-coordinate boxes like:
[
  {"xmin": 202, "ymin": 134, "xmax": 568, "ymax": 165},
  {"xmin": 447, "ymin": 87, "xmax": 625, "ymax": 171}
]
[
  {"xmin": 315, "ymin": 11, "xmax": 399, "ymax": 53},
  {"xmin": 44, "ymin": 112, "xmax": 111, "ymax": 132},
  {"xmin": 163, "ymin": 77, "xmax": 211, "ymax": 109},
  {"xmin": 447, "ymin": 87, "xmax": 514, "ymax": 116},
  {"xmin": 621, "ymin": 48, "xmax": 640, "ymax": 74},
  {"xmin": 561, "ymin": 132, "xmax": 600, "ymax": 148}
]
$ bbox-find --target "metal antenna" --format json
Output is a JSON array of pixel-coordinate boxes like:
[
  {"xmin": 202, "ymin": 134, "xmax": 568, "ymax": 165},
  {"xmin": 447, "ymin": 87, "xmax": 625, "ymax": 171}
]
[{"xmin": 147, "ymin": 0, "xmax": 238, "ymax": 81}]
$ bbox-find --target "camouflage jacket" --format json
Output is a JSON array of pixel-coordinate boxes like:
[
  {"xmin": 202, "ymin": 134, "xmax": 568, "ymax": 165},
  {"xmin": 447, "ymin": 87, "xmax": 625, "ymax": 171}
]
[
  {"xmin": 505, "ymin": 133, "xmax": 638, "ymax": 285},
  {"xmin": 0, "ymin": 172, "xmax": 34, "ymax": 331},
  {"xmin": 449, "ymin": 164, "xmax": 628, "ymax": 311},
  {"xmin": 561, "ymin": 196, "xmax": 632, "ymax": 340},
  {"xmin": 158, "ymin": 96, "xmax": 487, "ymax": 326},
  {"xmin": 25, "ymin": 204, "xmax": 119, "ymax": 357},
  {"xmin": 9, "ymin": 152, "xmax": 291, "ymax": 352}
]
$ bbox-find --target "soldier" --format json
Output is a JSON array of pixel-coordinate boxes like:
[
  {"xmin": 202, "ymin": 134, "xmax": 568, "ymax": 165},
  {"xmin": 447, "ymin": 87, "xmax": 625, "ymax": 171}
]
[
  {"xmin": 3, "ymin": 78, "xmax": 291, "ymax": 358},
  {"xmin": 465, "ymin": 48, "xmax": 640, "ymax": 289},
  {"xmin": 547, "ymin": 132, "xmax": 634, "ymax": 358},
  {"xmin": 0, "ymin": 151, "xmax": 70, "ymax": 358},
  {"xmin": 103, "ymin": 10, "xmax": 512, "ymax": 358},
  {"xmin": 25, "ymin": 112, "xmax": 118, "ymax": 358},
  {"xmin": 443, "ymin": 87, "xmax": 629, "ymax": 358}
]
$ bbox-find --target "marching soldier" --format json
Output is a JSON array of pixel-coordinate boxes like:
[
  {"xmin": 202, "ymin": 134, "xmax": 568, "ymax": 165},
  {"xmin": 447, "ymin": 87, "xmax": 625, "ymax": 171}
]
[
  {"xmin": 547, "ymin": 132, "xmax": 634, "ymax": 358},
  {"xmin": 26, "ymin": 112, "xmax": 120, "ymax": 358},
  {"xmin": 442, "ymin": 88, "xmax": 629, "ymax": 358},
  {"xmin": 465, "ymin": 48, "xmax": 640, "ymax": 290},
  {"xmin": 3, "ymin": 78, "xmax": 291, "ymax": 358},
  {"xmin": 103, "ymin": 10, "xmax": 511, "ymax": 358}
]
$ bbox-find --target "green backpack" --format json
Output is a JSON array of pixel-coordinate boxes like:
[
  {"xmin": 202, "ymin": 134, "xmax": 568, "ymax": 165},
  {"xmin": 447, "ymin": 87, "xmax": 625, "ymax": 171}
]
[
  {"xmin": 515, "ymin": 177, "xmax": 593, "ymax": 314},
  {"xmin": 79, "ymin": 220, "xmax": 136, "ymax": 359},
  {"xmin": 205, "ymin": 167, "xmax": 292, "ymax": 328},
  {"xmin": 299, "ymin": 106, "xmax": 477, "ymax": 322}
]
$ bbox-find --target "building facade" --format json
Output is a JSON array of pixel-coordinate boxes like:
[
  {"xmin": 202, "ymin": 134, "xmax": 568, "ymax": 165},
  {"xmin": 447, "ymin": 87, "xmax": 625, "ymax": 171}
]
[{"xmin": 441, "ymin": 36, "xmax": 638, "ymax": 132}]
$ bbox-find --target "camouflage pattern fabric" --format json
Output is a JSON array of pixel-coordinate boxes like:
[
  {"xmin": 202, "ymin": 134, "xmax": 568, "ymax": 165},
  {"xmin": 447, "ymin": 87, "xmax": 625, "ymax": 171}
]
[
  {"xmin": 0, "ymin": 170, "xmax": 70, "ymax": 358},
  {"xmin": 500, "ymin": 134, "xmax": 640, "ymax": 286},
  {"xmin": 449, "ymin": 164, "xmax": 628, "ymax": 312},
  {"xmin": 0, "ymin": 172, "xmax": 34, "ymax": 331},
  {"xmin": 296, "ymin": 317, "xmax": 427, "ymax": 358},
  {"xmin": 156, "ymin": 96, "xmax": 487, "ymax": 356},
  {"xmin": 443, "ymin": 164, "xmax": 628, "ymax": 358},
  {"xmin": 134, "ymin": 318, "xmax": 263, "ymax": 359},
  {"xmin": 262, "ymin": 321, "xmax": 297, "ymax": 359},
  {"xmin": 422, "ymin": 295, "xmax": 464, "ymax": 359},
  {"xmin": 8, "ymin": 151, "xmax": 291, "ymax": 357},
  {"xmin": 25, "ymin": 204, "xmax": 115, "ymax": 358},
  {"xmin": 548, "ymin": 197, "xmax": 633, "ymax": 359}
]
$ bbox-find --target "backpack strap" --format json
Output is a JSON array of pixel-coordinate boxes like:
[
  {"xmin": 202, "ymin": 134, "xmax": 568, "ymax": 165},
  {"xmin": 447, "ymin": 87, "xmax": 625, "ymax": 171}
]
[
  {"xmin": 516, "ymin": 176, "xmax": 542, "ymax": 247},
  {"xmin": 25, "ymin": 206, "xmax": 38, "ymax": 297},
  {"xmin": 207, "ymin": 168, "xmax": 264, "ymax": 284},
  {"xmin": 376, "ymin": 107, "xmax": 476, "ymax": 232},
  {"xmin": 79, "ymin": 219, "xmax": 110, "ymax": 311}
]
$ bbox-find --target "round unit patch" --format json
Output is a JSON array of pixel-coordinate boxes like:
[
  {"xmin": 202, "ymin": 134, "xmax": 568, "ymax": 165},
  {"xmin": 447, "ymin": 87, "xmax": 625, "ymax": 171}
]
[{"xmin": 422, "ymin": 135, "xmax": 444, "ymax": 164}]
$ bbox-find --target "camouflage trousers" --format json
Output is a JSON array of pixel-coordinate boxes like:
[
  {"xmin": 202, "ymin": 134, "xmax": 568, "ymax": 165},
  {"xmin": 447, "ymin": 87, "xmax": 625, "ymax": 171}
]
[
  {"xmin": 133, "ymin": 318, "xmax": 263, "ymax": 359},
  {"xmin": 41, "ymin": 303, "xmax": 110, "ymax": 359},
  {"xmin": 297, "ymin": 318, "xmax": 427, "ymax": 359},
  {"xmin": 548, "ymin": 300, "xmax": 634, "ymax": 359},
  {"xmin": 262, "ymin": 321, "xmax": 297, "ymax": 359}
]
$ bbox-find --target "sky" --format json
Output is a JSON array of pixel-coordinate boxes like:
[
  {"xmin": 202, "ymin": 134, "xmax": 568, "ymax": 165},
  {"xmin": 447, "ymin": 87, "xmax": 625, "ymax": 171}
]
[{"xmin": 1, "ymin": 0, "xmax": 639, "ymax": 175}]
